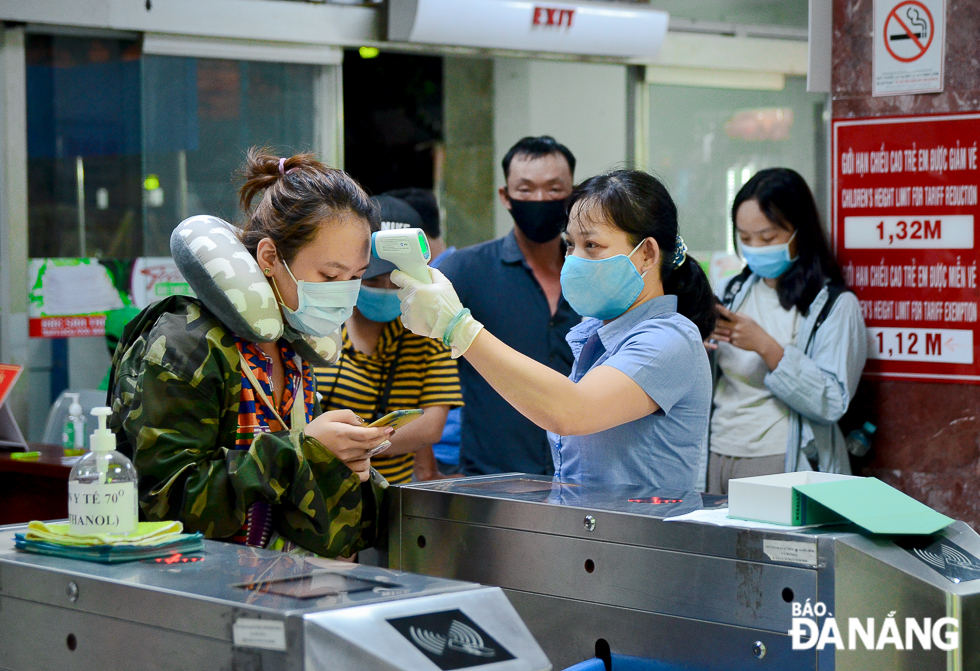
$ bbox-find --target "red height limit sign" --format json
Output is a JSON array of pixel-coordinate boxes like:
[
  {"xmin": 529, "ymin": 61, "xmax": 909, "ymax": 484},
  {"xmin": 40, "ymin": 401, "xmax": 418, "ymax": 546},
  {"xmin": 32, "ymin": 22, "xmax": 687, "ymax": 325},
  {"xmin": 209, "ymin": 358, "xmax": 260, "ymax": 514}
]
[{"xmin": 833, "ymin": 113, "xmax": 980, "ymax": 383}]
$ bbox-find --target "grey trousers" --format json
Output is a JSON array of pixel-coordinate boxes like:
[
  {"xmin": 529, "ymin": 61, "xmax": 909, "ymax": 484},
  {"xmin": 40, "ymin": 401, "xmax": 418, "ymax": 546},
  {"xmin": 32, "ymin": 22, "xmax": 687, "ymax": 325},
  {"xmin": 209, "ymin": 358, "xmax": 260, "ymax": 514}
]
[{"xmin": 706, "ymin": 452, "xmax": 786, "ymax": 495}]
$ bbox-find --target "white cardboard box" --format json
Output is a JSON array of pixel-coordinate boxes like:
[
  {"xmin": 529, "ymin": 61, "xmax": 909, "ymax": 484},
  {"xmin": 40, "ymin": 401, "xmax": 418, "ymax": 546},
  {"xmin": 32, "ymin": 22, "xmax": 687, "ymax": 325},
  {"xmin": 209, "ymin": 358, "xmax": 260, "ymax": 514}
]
[{"xmin": 728, "ymin": 472, "xmax": 860, "ymax": 526}]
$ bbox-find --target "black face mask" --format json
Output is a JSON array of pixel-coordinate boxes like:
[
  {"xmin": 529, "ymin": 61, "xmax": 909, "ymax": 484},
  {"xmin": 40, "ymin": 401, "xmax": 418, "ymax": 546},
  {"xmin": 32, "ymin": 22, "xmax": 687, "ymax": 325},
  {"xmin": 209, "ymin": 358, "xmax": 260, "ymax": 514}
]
[{"xmin": 507, "ymin": 197, "xmax": 567, "ymax": 243}]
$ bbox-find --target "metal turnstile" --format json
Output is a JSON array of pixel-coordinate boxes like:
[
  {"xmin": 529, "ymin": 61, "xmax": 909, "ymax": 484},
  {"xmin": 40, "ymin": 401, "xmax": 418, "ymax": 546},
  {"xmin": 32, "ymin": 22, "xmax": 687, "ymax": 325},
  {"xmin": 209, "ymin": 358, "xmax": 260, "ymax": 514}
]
[
  {"xmin": 390, "ymin": 474, "xmax": 980, "ymax": 671},
  {"xmin": 0, "ymin": 523, "xmax": 550, "ymax": 671}
]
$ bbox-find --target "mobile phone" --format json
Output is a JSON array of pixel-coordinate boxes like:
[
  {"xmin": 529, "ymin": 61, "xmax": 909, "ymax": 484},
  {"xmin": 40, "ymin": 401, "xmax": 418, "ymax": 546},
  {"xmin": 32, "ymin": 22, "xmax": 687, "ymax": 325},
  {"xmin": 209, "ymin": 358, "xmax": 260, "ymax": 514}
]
[
  {"xmin": 367, "ymin": 442, "xmax": 392, "ymax": 458},
  {"xmin": 367, "ymin": 409, "xmax": 424, "ymax": 431},
  {"xmin": 365, "ymin": 409, "xmax": 424, "ymax": 458}
]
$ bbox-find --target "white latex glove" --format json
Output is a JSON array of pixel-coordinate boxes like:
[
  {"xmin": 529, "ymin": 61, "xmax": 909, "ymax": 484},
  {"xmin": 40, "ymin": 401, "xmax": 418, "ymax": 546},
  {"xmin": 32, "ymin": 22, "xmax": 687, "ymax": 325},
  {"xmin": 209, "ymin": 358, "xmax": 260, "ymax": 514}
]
[{"xmin": 391, "ymin": 267, "xmax": 484, "ymax": 358}]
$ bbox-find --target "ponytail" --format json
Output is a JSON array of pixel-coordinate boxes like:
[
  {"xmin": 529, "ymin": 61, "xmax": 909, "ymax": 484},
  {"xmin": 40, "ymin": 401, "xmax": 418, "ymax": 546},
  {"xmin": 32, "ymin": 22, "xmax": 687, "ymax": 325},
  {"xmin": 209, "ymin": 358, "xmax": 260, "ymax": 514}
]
[
  {"xmin": 567, "ymin": 169, "xmax": 717, "ymax": 339},
  {"xmin": 664, "ymin": 255, "xmax": 716, "ymax": 339},
  {"xmin": 237, "ymin": 147, "xmax": 379, "ymax": 264}
]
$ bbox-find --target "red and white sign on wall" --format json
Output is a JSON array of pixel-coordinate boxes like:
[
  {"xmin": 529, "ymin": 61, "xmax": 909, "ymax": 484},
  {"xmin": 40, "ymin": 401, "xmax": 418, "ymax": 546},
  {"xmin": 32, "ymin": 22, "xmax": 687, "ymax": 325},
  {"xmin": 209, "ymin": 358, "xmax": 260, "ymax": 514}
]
[
  {"xmin": 872, "ymin": 0, "xmax": 945, "ymax": 96},
  {"xmin": 834, "ymin": 113, "xmax": 980, "ymax": 383}
]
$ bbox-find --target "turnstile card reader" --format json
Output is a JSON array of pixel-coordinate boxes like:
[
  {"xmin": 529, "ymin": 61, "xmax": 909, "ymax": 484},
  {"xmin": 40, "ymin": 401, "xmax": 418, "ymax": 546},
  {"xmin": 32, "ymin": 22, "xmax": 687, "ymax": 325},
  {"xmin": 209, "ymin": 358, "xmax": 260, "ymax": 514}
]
[
  {"xmin": 391, "ymin": 474, "xmax": 980, "ymax": 671},
  {"xmin": 0, "ymin": 523, "xmax": 550, "ymax": 671}
]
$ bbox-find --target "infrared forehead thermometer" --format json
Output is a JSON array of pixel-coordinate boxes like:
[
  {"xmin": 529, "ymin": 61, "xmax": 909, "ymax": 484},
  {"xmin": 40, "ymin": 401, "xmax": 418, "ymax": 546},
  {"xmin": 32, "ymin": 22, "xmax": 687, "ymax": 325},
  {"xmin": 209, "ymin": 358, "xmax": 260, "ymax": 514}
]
[{"xmin": 371, "ymin": 228, "xmax": 432, "ymax": 284}]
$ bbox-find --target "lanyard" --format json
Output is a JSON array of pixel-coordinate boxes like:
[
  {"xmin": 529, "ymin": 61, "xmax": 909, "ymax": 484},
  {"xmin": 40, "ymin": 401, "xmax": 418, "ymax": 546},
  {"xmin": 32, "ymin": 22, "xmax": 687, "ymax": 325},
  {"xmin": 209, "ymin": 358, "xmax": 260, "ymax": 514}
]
[
  {"xmin": 322, "ymin": 325, "xmax": 406, "ymax": 421},
  {"xmin": 372, "ymin": 330, "xmax": 406, "ymax": 421},
  {"xmin": 238, "ymin": 350, "xmax": 308, "ymax": 434}
]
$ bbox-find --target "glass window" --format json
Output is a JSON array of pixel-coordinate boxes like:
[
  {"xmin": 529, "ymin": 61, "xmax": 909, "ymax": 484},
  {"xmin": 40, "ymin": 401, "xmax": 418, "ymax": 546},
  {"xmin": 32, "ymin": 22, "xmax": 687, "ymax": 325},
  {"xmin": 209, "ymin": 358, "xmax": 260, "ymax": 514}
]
[
  {"xmin": 141, "ymin": 56, "xmax": 319, "ymax": 255},
  {"xmin": 27, "ymin": 39, "xmax": 326, "ymax": 258},
  {"xmin": 652, "ymin": 0, "xmax": 808, "ymax": 31},
  {"xmin": 25, "ymin": 33, "xmax": 335, "ymax": 410},
  {"xmin": 647, "ymin": 76, "xmax": 828, "ymax": 254},
  {"xmin": 26, "ymin": 35, "xmax": 144, "ymax": 259}
]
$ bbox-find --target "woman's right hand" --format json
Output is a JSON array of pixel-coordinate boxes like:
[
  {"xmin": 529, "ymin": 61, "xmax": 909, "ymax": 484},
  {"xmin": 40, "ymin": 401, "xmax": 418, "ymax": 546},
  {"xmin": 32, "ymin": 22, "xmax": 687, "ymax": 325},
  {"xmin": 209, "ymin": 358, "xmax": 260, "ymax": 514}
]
[
  {"xmin": 390, "ymin": 267, "xmax": 463, "ymax": 340},
  {"xmin": 305, "ymin": 410, "xmax": 392, "ymax": 482},
  {"xmin": 705, "ymin": 319, "xmax": 728, "ymax": 351},
  {"xmin": 391, "ymin": 267, "xmax": 484, "ymax": 357},
  {"xmin": 704, "ymin": 300, "xmax": 728, "ymax": 351}
]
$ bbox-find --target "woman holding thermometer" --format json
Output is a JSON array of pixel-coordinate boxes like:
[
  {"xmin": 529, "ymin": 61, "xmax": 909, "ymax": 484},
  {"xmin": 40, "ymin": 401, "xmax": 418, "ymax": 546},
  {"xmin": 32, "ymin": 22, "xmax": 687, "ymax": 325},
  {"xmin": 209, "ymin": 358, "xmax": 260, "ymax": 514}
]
[{"xmin": 391, "ymin": 170, "xmax": 716, "ymax": 491}]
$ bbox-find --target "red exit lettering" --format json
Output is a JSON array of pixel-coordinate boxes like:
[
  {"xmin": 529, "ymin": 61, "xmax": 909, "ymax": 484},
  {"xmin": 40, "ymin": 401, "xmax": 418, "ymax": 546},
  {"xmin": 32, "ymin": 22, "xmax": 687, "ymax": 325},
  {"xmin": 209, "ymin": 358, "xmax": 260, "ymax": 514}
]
[{"xmin": 532, "ymin": 6, "xmax": 575, "ymax": 28}]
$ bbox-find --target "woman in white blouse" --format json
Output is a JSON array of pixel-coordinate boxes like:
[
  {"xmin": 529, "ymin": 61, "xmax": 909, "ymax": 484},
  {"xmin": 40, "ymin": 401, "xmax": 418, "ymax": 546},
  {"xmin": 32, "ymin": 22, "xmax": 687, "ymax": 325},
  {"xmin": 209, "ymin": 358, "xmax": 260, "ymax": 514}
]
[{"xmin": 706, "ymin": 168, "xmax": 868, "ymax": 495}]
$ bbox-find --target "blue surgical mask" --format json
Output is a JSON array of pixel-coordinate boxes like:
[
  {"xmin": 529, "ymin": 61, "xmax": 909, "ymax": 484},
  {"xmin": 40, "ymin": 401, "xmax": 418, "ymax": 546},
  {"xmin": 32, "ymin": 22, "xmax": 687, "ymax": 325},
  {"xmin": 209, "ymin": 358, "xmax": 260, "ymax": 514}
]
[
  {"xmin": 560, "ymin": 239, "xmax": 648, "ymax": 320},
  {"xmin": 356, "ymin": 285, "xmax": 402, "ymax": 323},
  {"xmin": 278, "ymin": 259, "xmax": 360, "ymax": 337},
  {"xmin": 740, "ymin": 232, "xmax": 797, "ymax": 279}
]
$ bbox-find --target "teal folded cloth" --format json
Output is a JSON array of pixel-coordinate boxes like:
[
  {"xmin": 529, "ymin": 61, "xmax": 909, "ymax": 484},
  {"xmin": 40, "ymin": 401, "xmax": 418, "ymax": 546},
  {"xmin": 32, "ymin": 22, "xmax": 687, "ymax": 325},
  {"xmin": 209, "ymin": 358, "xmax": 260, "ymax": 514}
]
[{"xmin": 14, "ymin": 532, "xmax": 204, "ymax": 564}]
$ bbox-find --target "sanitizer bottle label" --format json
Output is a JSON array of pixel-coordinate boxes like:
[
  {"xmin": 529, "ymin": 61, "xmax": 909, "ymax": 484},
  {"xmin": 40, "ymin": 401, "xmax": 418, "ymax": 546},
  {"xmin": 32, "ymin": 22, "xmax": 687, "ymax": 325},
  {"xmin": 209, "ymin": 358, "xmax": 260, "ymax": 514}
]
[{"xmin": 68, "ymin": 482, "xmax": 137, "ymax": 535}]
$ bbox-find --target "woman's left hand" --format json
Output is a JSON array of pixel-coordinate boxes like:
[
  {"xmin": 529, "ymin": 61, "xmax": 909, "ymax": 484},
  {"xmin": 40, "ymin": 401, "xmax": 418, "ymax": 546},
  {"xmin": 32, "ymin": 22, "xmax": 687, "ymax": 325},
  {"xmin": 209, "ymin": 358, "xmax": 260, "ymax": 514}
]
[{"xmin": 713, "ymin": 304, "xmax": 785, "ymax": 370}]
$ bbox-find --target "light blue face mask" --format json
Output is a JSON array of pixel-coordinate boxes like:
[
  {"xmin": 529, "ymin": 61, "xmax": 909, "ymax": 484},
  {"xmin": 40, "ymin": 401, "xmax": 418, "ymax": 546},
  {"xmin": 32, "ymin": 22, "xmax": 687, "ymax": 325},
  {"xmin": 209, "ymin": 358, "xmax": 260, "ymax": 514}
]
[
  {"xmin": 356, "ymin": 285, "xmax": 402, "ymax": 323},
  {"xmin": 279, "ymin": 259, "xmax": 360, "ymax": 337},
  {"xmin": 560, "ymin": 239, "xmax": 648, "ymax": 320},
  {"xmin": 740, "ymin": 232, "xmax": 797, "ymax": 279}
]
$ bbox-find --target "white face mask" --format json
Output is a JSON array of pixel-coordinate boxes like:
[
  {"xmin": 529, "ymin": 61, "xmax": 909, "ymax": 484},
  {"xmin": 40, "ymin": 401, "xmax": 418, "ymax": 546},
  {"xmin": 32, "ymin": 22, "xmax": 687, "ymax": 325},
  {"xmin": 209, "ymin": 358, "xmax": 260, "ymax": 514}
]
[{"xmin": 278, "ymin": 258, "xmax": 360, "ymax": 337}]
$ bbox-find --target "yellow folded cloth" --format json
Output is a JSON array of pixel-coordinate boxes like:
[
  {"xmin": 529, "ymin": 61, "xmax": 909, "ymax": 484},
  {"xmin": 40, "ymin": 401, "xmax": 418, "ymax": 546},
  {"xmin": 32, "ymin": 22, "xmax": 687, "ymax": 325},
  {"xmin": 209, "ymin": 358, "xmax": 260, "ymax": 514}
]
[{"xmin": 27, "ymin": 520, "xmax": 184, "ymax": 546}]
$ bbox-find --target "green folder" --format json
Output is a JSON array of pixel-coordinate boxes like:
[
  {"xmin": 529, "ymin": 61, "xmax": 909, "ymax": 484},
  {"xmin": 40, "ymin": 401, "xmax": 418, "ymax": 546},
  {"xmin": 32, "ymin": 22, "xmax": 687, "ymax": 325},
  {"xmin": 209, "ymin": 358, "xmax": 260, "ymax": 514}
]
[{"xmin": 794, "ymin": 477, "xmax": 954, "ymax": 535}]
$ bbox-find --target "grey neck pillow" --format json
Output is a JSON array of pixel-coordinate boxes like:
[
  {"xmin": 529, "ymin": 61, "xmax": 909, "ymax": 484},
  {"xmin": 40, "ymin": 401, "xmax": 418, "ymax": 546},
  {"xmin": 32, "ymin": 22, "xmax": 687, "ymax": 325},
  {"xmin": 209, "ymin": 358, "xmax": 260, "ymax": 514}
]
[{"xmin": 170, "ymin": 215, "xmax": 341, "ymax": 367}]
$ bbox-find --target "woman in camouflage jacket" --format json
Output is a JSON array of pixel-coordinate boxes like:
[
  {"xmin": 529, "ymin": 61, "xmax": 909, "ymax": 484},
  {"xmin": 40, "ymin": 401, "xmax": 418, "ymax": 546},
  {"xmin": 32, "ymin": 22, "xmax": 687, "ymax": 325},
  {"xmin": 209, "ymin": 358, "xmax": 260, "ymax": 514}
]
[{"xmin": 108, "ymin": 149, "xmax": 390, "ymax": 558}]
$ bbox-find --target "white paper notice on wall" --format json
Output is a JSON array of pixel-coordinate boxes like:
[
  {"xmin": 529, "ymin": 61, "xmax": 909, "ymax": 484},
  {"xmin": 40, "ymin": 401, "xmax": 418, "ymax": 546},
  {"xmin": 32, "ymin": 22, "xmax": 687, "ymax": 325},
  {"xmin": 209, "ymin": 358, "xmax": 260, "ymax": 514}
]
[
  {"xmin": 232, "ymin": 619, "xmax": 287, "ymax": 651},
  {"xmin": 873, "ymin": 0, "xmax": 945, "ymax": 96}
]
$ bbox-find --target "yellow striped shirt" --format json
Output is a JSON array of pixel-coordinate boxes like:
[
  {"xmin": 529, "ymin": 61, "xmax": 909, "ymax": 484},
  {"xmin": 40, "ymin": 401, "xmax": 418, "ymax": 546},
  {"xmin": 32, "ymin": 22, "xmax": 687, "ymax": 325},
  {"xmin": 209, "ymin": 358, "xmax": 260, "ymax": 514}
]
[{"xmin": 314, "ymin": 319, "xmax": 463, "ymax": 484}]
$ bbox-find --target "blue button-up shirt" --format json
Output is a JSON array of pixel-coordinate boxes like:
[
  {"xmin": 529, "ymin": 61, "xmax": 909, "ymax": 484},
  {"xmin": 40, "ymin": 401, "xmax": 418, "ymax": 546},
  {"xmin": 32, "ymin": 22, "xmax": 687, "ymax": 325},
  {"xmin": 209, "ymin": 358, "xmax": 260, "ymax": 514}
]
[
  {"xmin": 549, "ymin": 294, "xmax": 711, "ymax": 489},
  {"xmin": 440, "ymin": 231, "xmax": 580, "ymax": 475}
]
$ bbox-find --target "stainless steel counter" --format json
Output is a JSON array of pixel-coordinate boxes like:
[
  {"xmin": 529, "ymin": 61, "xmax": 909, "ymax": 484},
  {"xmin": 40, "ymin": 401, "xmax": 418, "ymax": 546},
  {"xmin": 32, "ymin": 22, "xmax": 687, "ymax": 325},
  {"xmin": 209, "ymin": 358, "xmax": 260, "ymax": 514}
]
[
  {"xmin": 0, "ymin": 523, "xmax": 550, "ymax": 671},
  {"xmin": 390, "ymin": 474, "xmax": 980, "ymax": 671}
]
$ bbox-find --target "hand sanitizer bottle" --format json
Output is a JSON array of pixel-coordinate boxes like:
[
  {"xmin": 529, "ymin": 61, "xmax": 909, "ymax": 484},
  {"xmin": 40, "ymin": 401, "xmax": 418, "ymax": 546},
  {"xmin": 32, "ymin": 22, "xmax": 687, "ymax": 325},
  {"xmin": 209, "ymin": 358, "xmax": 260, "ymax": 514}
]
[
  {"xmin": 61, "ymin": 393, "xmax": 86, "ymax": 450},
  {"xmin": 67, "ymin": 407, "xmax": 138, "ymax": 536}
]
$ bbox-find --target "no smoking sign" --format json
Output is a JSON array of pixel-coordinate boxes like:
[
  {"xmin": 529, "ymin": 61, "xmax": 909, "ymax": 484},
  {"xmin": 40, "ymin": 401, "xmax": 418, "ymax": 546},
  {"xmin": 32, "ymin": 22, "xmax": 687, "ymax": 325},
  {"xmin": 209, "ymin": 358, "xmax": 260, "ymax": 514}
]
[
  {"xmin": 873, "ymin": 0, "xmax": 945, "ymax": 96},
  {"xmin": 884, "ymin": 1, "xmax": 934, "ymax": 63}
]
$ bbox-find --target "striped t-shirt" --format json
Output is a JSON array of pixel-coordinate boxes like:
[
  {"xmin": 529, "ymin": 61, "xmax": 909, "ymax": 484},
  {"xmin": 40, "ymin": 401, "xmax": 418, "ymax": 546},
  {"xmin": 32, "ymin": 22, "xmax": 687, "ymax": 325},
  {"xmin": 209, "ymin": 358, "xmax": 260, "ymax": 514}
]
[{"xmin": 315, "ymin": 319, "xmax": 463, "ymax": 484}]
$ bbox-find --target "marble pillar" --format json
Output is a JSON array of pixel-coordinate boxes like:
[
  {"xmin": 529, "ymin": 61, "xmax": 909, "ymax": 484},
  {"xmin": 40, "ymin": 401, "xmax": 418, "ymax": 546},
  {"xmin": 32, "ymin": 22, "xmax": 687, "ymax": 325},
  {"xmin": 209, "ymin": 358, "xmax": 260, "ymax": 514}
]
[
  {"xmin": 442, "ymin": 57, "xmax": 496, "ymax": 249},
  {"xmin": 833, "ymin": 0, "xmax": 980, "ymax": 530}
]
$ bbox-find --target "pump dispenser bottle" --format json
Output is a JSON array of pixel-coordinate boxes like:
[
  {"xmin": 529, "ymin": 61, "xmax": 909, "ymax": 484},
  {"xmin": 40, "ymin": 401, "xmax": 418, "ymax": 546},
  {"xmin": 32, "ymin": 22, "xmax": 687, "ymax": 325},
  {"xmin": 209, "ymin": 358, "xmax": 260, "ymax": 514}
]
[
  {"xmin": 62, "ymin": 393, "xmax": 86, "ymax": 449},
  {"xmin": 67, "ymin": 407, "xmax": 138, "ymax": 535}
]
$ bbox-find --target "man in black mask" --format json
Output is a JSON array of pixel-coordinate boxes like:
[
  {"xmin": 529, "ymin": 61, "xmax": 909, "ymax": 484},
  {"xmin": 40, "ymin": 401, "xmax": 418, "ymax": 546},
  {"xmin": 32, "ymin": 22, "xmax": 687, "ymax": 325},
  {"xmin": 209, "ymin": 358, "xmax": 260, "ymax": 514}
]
[{"xmin": 438, "ymin": 136, "xmax": 580, "ymax": 476}]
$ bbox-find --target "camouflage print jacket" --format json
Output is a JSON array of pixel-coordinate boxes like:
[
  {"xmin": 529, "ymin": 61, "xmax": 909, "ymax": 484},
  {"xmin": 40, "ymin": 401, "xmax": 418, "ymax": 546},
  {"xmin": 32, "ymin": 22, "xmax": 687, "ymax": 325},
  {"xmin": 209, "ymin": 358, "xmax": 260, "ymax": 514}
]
[{"xmin": 107, "ymin": 296, "xmax": 387, "ymax": 557}]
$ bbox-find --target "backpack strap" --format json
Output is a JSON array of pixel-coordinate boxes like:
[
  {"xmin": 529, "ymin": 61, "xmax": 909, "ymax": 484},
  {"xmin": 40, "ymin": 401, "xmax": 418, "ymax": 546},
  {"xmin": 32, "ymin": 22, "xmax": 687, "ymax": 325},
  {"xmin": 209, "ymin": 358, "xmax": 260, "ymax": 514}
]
[
  {"xmin": 798, "ymin": 283, "xmax": 847, "ymax": 471},
  {"xmin": 721, "ymin": 266, "xmax": 754, "ymax": 307},
  {"xmin": 803, "ymin": 284, "xmax": 847, "ymax": 354}
]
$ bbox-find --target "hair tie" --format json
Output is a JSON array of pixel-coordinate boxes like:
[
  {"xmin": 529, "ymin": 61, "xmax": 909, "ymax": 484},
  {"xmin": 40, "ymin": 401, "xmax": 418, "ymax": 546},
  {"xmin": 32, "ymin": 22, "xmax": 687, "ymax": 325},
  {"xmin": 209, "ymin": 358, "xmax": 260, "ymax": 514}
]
[
  {"xmin": 672, "ymin": 234, "xmax": 688, "ymax": 269},
  {"xmin": 278, "ymin": 157, "xmax": 287, "ymax": 177}
]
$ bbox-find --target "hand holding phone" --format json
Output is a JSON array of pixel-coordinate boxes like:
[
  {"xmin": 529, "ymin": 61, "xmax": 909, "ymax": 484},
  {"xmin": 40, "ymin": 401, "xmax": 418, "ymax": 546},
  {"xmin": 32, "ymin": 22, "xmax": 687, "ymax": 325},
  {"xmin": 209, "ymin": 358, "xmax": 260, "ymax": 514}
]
[
  {"xmin": 365, "ymin": 409, "xmax": 424, "ymax": 457},
  {"xmin": 305, "ymin": 409, "xmax": 392, "ymax": 478}
]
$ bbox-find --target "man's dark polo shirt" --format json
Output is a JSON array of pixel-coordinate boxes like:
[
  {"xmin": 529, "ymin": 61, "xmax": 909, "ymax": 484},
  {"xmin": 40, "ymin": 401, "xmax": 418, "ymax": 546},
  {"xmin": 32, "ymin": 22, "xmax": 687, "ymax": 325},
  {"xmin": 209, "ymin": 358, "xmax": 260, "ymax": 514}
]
[{"xmin": 438, "ymin": 230, "xmax": 580, "ymax": 475}]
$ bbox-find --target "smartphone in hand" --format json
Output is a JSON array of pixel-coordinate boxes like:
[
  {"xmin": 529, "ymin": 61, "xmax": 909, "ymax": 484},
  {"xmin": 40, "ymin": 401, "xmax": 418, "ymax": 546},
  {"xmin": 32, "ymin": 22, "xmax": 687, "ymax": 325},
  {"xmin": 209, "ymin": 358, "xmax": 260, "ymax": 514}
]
[
  {"xmin": 368, "ymin": 409, "xmax": 424, "ymax": 430},
  {"xmin": 365, "ymin": 409, "xmax": 424, "ymax": 457}
]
